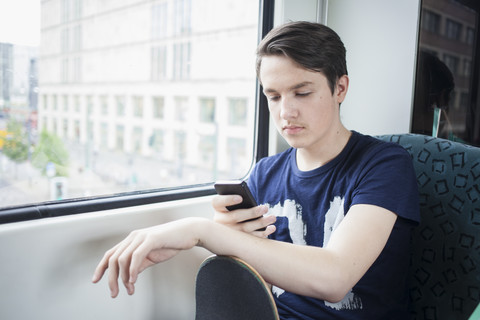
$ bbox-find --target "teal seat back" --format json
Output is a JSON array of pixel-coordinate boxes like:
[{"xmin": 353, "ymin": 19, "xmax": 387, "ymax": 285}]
[{"xmin": 377, "ymin": 134, "xmax": 480, "ymax": 320}]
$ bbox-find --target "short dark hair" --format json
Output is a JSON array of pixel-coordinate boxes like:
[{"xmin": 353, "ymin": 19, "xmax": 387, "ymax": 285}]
[{"xmin": 256, "ymin": 21, "xmax": 348, "ymax": 95}]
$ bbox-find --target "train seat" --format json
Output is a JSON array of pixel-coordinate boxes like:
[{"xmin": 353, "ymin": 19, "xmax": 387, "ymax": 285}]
[{"xmin": 377, "ymin": 133, "xmax": 480, "ymax": 319}]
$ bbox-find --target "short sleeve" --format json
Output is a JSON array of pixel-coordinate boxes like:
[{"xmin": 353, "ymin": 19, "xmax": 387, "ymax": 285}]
[{"xmin": 351, "ymin": 143, "xmax": 420, "ymax": 224}]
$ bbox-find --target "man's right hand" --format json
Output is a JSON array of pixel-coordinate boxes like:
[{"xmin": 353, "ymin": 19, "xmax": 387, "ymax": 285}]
[{"xmin": 211, "ymin": 195, "xmax": 276, "ymax": 238}]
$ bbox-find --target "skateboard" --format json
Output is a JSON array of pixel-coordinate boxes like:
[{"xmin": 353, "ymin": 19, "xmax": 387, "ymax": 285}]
[{"xmin": 195, "ymin": 255, "xmax": 279, "ymax": 320}]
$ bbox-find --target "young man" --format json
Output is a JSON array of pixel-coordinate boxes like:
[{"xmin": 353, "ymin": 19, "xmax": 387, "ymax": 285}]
[{"xmin": 92, "ymin": 22, "xmax": 420, "ymax": 319}]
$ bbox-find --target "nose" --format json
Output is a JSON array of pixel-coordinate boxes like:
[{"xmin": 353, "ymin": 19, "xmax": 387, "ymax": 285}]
[{"xmin": 280, "ymin": 97, "xmax": 298, "ymax": 120}]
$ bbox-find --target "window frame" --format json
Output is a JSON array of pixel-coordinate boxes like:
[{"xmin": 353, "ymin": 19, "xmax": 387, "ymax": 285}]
[{"xmin": 0, "ymin": 0, "xmax": 274, "ymax": 224}]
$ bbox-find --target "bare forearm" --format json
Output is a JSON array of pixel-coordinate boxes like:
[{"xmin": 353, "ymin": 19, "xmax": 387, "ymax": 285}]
[
  {"xmin": 195, "ymin": 218, "xmax": 345, "ymax": 301},
  {"xmin": 93, "ymin": 204, "xmax": 394, "ymax": 302},
  {"xmin": 92, "ymin": 216, "xmax": 339, "ymax": 299}
]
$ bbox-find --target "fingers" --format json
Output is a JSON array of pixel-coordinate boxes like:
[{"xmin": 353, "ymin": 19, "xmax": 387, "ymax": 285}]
[
  {"xmin": 108, "ymin": 252, "xmax": 121, "ymax": 297},
  {"xmin": 118, "ymin": 235, "xmax": 146, "ymax": 296},
  {"xmin": 92, "ymin": 243, "xmax": 120, "ymax": 283},
  {"xmin": 211, "ymin": 194, "xmax": 242, "ymax": 212},
  {"xmin": 128, "ymin": 239, "xmax": 154, "ymax": 284},
  {"xmin": 214, "ymin": 203, "xmax": 276, "ymax": 236},
  {"xmin": 212, "ymin": 195, "xmax": 274, "ymax": 232},
  {"xmin": 214, "ymin": 202, "xmax": 269, "ymax": 225},
  {"xmin": 212, "ymin": 193, "xmax": 276, "ymax": 235},
  {"xmin": 107, "ymin": 238, "xmax": 133, "ymax": 298},
  {"xmin": 92, "ymin": 256, "xmax": 108, "ymax": 284},
  {"xmin": 251, "ymin": 224, "xmax": 277, "ymax": 238},
  {"xmin": 243, "ymin": 214, "xmax": 276, "ymax": 234},
  {"xmin": 92, "ymin": 220, "xmax": 196, "ymax": 298},
  {"xmin": 93, "ymin": 231, "xmax": 148, "ymax": 298}
]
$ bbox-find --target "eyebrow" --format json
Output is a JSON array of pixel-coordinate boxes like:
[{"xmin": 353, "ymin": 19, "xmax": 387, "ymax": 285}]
[{"xmin": 263, "ymin": 81, "xmax": 313, "ymax": 94}]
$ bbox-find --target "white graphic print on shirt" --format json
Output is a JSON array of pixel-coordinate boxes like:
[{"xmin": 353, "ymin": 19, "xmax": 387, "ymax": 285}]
[
  {"xmin": 267, "ymin": 200, "xmax": 306, "ymax": 298},
  {"xmin": 267, "ymin": 197, "xmax": 363, "ymax": 310},
  {"xmin": 323, "ymin": 197, "xmax": 363, "ymax": 310}
]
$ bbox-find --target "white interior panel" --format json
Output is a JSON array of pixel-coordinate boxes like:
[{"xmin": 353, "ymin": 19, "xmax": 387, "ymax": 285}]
[
  {"xmin": 328, "ymin": 0, "xmax": 421, "ymax": 135},
  {"xmin": 0, "ymin": 197, "xmax": 213, "ymax": 319}
]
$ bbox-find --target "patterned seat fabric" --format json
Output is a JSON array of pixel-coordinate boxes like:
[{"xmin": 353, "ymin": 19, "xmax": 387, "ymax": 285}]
[{"xmin": 376, "ymin": 134, "xmax": 480, "ymax": 320}]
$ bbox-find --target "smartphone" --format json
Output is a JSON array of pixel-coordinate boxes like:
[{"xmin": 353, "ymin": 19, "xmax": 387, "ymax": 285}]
[{"xmin": 214, "ymin": 180, "xmax": 258, "ymax": 211}]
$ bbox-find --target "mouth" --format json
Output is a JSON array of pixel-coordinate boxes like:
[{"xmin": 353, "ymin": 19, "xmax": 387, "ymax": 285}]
[{"xmin": 282, "ymin": 124, "xmax": 304, "ymax": 135}]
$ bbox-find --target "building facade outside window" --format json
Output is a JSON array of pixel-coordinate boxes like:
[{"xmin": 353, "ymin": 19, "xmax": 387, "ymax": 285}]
[{"xmin": 0, "ymin": 0, "xmax": 259, "ymax": 208}]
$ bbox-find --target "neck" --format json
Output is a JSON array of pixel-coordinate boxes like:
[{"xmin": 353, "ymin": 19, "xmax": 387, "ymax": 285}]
[{"xmin": 296, "ymin": 128, "xmax": 351, "ymax": 171}]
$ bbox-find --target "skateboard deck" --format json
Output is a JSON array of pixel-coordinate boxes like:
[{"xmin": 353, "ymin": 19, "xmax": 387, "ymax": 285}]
[{"xmin": 195, "ymin": 255, "xmax": 279, "ymax": 320}]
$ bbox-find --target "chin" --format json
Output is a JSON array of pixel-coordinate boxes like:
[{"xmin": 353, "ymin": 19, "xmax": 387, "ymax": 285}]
[{"xmin": 283, "ymin": 138, "xmax": 304, "ymax": 149}]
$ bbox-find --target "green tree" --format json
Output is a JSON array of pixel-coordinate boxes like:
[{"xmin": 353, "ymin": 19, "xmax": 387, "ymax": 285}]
[
  {"xmin": 3, "ymin": 119, "xmax": 29, "ymax": 164},
  {"xmin": 32, "ymin": 130, "xmax": 70, "ymax": 177}
]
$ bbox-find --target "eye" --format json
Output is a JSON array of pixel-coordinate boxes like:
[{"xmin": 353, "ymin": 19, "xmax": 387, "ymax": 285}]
[
  {"xmin": 267, "ymin": 95, "xmax": 280, "ymax": 102},
  {"xmin": 296, "ymin": 92, "xmax": 311, "ymax": 97}
]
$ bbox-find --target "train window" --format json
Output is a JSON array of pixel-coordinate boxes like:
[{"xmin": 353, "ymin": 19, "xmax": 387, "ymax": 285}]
[
  {"xmin": 0, "ymin": 0, "xmax": 262, "ymax": 215},
  {"xmin": 412, "ymin": 0, "xmax": 480, "ymax": 146}
]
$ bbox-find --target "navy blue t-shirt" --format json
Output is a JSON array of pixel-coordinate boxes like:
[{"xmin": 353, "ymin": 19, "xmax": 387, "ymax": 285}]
[{"xmin": 248, "ymin": 131, "xmax": 420, "ymax": 320}]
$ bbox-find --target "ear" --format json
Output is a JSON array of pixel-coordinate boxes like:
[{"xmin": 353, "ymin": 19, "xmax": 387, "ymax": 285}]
[{"xmin": 335, "ymin": 75, "xmax": 349, "ymax": 104}]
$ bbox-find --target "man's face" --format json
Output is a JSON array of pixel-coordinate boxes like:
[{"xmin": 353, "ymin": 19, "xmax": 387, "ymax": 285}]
[{"xmin": 260, "ymin": 55, "xmax": 348, "ymax": 153}]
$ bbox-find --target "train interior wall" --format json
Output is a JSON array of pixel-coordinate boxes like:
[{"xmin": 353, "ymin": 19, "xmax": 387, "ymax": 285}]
[{"xmin": 0, "ymin": 198, "xmax": 213, "ymax": 319}]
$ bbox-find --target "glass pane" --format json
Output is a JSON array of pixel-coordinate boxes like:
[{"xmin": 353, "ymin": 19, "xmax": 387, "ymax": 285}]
[
  {"xmin": 0, "ymin": 0, "xmax": 259, "ymax": 208},
  {"xmin": 412, "ymin": 0, "xmax": 479, "ymax": 145}
]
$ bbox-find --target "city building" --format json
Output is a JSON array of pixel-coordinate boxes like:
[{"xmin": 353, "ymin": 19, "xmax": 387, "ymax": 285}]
[
  {"xmin": 38, "ymin": 0, "xmax": 259, "ymax": 189},
  {"xmin": 0, "ymin": 43, "xmax": 37, "ymax": 120}
]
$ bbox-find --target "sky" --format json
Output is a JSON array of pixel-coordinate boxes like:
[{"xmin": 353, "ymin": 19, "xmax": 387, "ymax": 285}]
[{"xmin": 0, "ymin": 0, "xmax": 40, "ymax": 46}]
